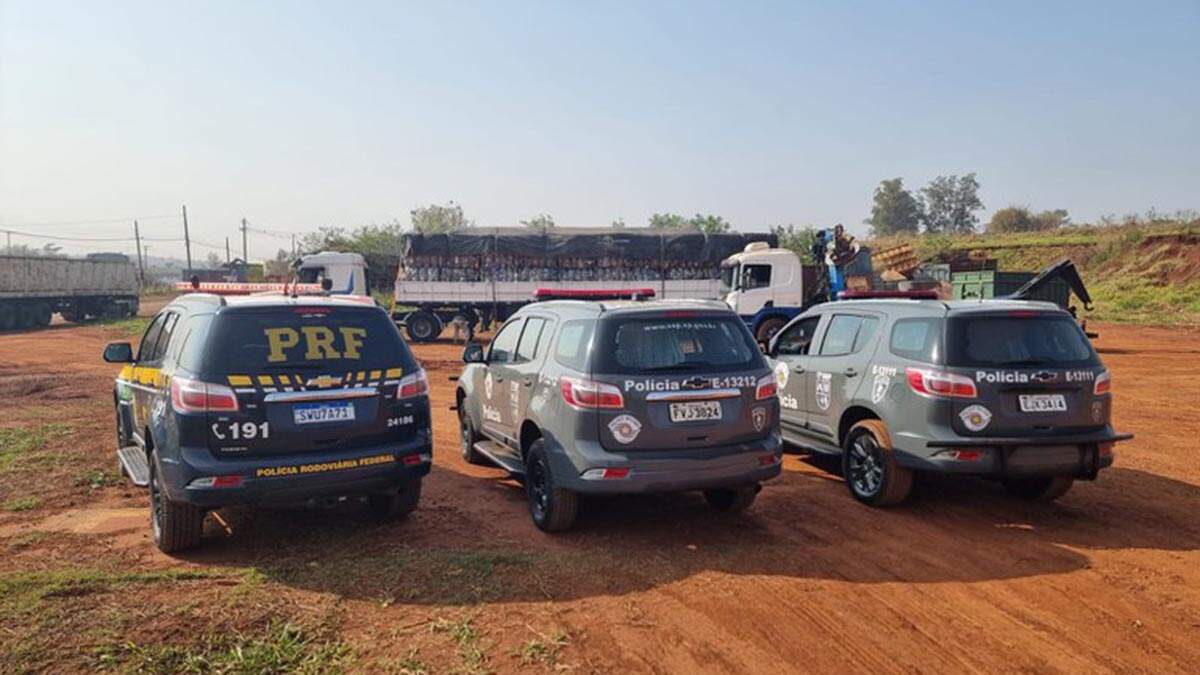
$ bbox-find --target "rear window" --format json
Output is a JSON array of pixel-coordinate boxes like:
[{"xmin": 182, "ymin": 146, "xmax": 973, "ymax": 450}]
[
  {"xmin": 946, "ymin": 314, "xmax": 1098, "ymax": 368},
  {"xmin": 594, "ymin": 314, "xmax": 762, "ymax": 374},
  {"xmin": 200, "ymin": 306, "xmax": 415, "ymax": 374}
]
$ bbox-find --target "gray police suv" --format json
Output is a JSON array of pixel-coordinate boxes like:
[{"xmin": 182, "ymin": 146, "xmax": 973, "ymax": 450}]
[
  {"xmin": 104, "ymin": 293, "xmax": 432, "ymax": 552},
  {"xmin": 767, "ymin": 297, "xmax": 1132, "ymax": 506},
  {"xmin": 456, "ymin": 298, "xmax": 782, "ymax": 531}
]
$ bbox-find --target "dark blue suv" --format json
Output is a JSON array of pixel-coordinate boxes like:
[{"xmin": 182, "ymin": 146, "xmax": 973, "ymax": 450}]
[{"xmin": 104, "ymin": 293, "xmax": 432, "ymax": 552}]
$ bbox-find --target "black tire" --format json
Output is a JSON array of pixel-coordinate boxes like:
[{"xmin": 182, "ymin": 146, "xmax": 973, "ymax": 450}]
[
  {"xmin": 459, "ymin": 408, "xmax": 486, "ymax": 465},
  {"xmin": 369, "ymin": 478, "xmax": 422, "ymax": 519},
  {"xmin": 0, "ymin": 303, "xmax": 15, "ymax": 331},
  {"xmin": 1003, "ymin": 476, "xmax": 1074, "ymax": 502},
  {"xmin": 525, "ymin": 439, "xmax": 578, "ymax": 532},
  {"xmin": 31, "ymin": 302, "xmax": 52, "ymax": 328},
  {"xmin": 406, "ymin": 311, "xmax": 440, "ymax": 343},
  {"xmin": 843, "ymin": 419, "xmax": 913, "ymax": 507},
  {"xmin": 704, "ymin": 485, "xmax": 759, "ymax": 513},
  {"xmin": 149, "ymin": 454, "xmax": 205, "ymax": 553},
  {"xmin": 755, "ymin": 317, "xmax": 787, "ymax": 343}
]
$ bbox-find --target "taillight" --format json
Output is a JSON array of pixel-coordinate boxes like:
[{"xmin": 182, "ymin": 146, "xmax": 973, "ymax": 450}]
[
  {"xmin": 755, "ymin": 373, "xmax": 777, "ymax": 400},
  {"xmin": 1093, "ymin": 371, "xmax": 1111, "ymax": 396},
  {"xmin": 905, "ymin": 367, "xmax": 977, "ymax": 399},
  {"xmin": 170, "ymin": 376, "xmax": 239, "ymax": 413},
  {"xmin": 397, "ymin": 369, "xmax": 429, "ymax": 399},
  {"xmin": 559, "ymin": 377, "xmax": 624, "ymax": 409}
]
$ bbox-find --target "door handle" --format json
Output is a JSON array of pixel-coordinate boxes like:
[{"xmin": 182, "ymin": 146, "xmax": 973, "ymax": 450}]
[
  {"xmin": 844, "ymin": 367, "xmax": 859, "ymax": 377},
  {"xmin": 792, "ymin": 366, "xmax": 806, "ymax": 374},
  {"xmin": 522, "ymin": 377, "xmax": 534, "ymax": 387}
]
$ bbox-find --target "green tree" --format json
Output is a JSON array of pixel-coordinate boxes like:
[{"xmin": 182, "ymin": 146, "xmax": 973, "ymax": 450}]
[
  {"xmin": 611, "ymin": 217, "xmax": 626, "ymax": 229},
  {"xmin": 410, "ymin": 201, "xmax": 471, "ymax": 234},
  {"xmin": 770, "ymin": 224, "xmax": 818, "ymax": 264},
  {"xmin": 264, "ymin": 248, "xmax": 291, "ymax": 278},
  {"xmin": 866, "ymin": 178, "xmax": 922, "ymax": 236},
  {"xmin": 204, "ymin": 252, "xmax": 223, "ymax": 268},
  {"xmin": 1033, "ymin": 208, "xmax": 1070, "ymax": 230},
  {"xmin": 987, "ymin": 206, "xmax": 1070, "ymax": 233},
  {"xmin": 920, "ymin": 173, "xmax": 983, "ymax": 233},
  {"xmin": 648, "ymin": 213, "xmax": 688, "ymax": 229},
  {"xmin": 688, "ymin": 213, "xmax": 732, "ymax": 234},
  {"xmin": 520, "ymin": 214, "xmax": 556, "ymax": 230}
]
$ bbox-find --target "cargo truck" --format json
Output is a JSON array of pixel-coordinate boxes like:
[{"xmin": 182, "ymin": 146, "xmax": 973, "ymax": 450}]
[{"xmin": 0, "ymin": 253, "xmax": 139, "ymax": 330}]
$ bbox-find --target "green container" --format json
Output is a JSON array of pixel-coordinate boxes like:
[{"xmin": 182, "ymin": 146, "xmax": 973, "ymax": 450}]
[{"xmin": 951, "ymin": 270, "xmax": 1072, "ymax": 309}]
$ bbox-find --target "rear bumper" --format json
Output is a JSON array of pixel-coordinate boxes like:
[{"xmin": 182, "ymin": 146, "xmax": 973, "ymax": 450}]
[
  {"xmin": 904, "ymin": 430, "xmax": 1132, "ymax": 478},
  {"xmin": 160, "ymin": 438, "xmax": 433, "ymax": 508},
  {"xmin": 552, "ymin": 431, "xmax": 783, "ymax": 494}
]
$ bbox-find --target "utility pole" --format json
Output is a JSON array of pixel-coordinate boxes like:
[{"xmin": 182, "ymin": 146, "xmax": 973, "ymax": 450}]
[
  {"xmin": 241, "ymin": 218, "xmax": 248, "ymax": 262},
  {"xmin": 133, "ymin": 220, "xmax": 145, "ymax": 283},
  {"xmin": 291, "ymin": 234, "xmax": 296, "ymax": 258},
  {"xmin": 182, "ymin": 204, "xmax": 193, "ymax": 272},
  {"xmin": 5, "ymin": 231, "xmax": 10, "ymax": 255},
  {"xmin": 225, "ymin": 237, "xmax": 231, "ymax": 264}
]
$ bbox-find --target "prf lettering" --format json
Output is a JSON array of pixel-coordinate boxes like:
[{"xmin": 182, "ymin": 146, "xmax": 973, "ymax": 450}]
[{"xmin": 264, "ymin": 327, "xmax": 367, "ymax": 363}]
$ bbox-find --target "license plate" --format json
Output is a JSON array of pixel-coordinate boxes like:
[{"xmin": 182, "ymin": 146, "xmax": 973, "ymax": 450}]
[
  {"xmin": 669, "ymin": 400, "xmax": 723, "ymax": 422},
  {"xmin": 293, "ymin": 401, "xmax": 356, "ymax": 425},
  {"xmin": 1018, "ymin": 394, "xmax": 1067, "ymax": 412}
]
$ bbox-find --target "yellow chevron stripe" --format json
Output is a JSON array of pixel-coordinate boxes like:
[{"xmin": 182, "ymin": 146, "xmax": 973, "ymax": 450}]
[
  {"xmin": 257, "ymin": 375, "xmax": 275, "ymax": 387},
  {"xmin": 385, "ymin": 367, "xmax": 402, "ymax": 378},
  {"xmin": 227, "ymin": 375, "xmax": 252, "ymax": 386},
  {"xmin": 370, "ymin": 370, "xmax": 382, "ymax": 380}
]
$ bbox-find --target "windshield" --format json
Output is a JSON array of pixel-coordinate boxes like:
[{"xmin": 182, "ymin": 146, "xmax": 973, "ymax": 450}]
[
  {"xmin": 946, "ymin": 314, "xmax": 1098, "ymax": 368},
  {"xmin": 200, "ymin": 306, "xmax": 416, "ymax": 375},
  {"xmin": 594, "ymin": 314, "xmax": 763, "ymax": 374},
  {"xmin": 719, "ymin": 263, "xmax": 739, "ymax": 291}
]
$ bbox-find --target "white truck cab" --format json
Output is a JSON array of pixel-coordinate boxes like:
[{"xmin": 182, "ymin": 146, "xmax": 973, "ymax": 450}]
[
  {"xmin": 295, "ymin": 252, "xmax": 369, "ymax": 296},
  {"xmin": 720, "ymin": 242, "xmax": 809, "ymax": 341}
]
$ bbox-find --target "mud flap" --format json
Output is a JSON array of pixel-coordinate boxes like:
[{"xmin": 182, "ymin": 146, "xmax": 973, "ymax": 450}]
[{"xmin": 1077, "ymin": 444, "xmax": 1101, "ymax": 481}]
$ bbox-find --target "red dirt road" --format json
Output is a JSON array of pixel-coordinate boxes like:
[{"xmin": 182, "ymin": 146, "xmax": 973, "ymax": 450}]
[{"xmin": 1, "ymin": 320, "xmax": 1198, "ymax": 672}]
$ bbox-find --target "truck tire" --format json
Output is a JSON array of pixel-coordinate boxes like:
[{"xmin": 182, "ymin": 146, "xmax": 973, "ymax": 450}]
[
  {"xmin": 149, "ymin": 454, "xmax": 205, "ymax": 553},
  {"xmin": 525, "ymin": 439, "xmax": 578, "ymax": 532},
  {"xmin": 1003, "ymin": 476, "xmax": 1074, "ymax": 502},
  {"xmin": 704, "ymin": 484, "xmax": 759, "ymax": 513},
  {"xmin": 0, "ymin": 304, "xmax": 15, "ymax": 331},
  {"xmin": 755, "ymin": 317, "xmax": 787, "ymax": 343},
  {"xmin": 369, "ymin": 478, "xmax": 422, "ymax": 519},
  {"xmin": 406, "ymin": 311, "xmax": 440, "ymax": 343},
  {"xmin": 31, "ymin": 302, "xmax": 52, "ymax": 328},
  {"xmin": 459, "ymin": 409, "xmax": 486, "ymax": 465},
  {"xmin": 843, "ymin": 419, "xmax": 913, "ymax": 507}
]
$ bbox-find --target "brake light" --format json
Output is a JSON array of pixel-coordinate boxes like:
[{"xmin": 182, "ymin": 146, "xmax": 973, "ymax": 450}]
[
  {"xmin": 905, "ymin": 368, "xmax": 977, "ymax": 399},
  {"xmin": 188, "ymin": 475, "xmax": 245, "ymax": 488},
  {"xmin": 755, "ymin": 373, "xmax": 777, "ymax": 400},
  {"xmin": 170, "ymin": 376, "xmax": 239, "ymax": 413},
  {"xmin": 581, "ymin": 467, "xmax": 631, "ymax": 480},
  {"xmin": 397, "ymin": 369, "xmax": 429, "ymax": 399},
  {"xmin": 559, "ymin": 377, "xmax": 624, "ymax": 409},
  {"xmin": 1093, "ymin": 371, "xmax": 1111, "ymax": 396}
]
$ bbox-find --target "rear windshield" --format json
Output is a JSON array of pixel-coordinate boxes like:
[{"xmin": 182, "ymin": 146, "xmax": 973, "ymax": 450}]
[
  {"xmin": 200, "ymin": 306, "xmax": 415, "ymax": 374},
  {"xmin": 946, "ymin": 314, "xmax": 1098, "ymax": 368},
  {"xmin": 593, "ymin": 314, "xmax": 763, "ymax": 374}
]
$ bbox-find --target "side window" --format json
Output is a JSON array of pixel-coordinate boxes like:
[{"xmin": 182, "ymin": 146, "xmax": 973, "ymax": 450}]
[
  {"xmin": 487, "ymin": 319, "xmax": 523, "ymax": 364},
  {"xmin": 151, "ymin": 313, "xmax": 179, "ymax": 362},
  {"xmin": 743, "ymin": 264, "xmax": 772, "ymax": 290},
  {"xmin": 775, "ymin": 316, "xmax": 820, "ymax": 356},
  {"xmin": 817, "ymin": 315, "xmax": 863, "ymax": 356},
  {"xmin": 890, "ymin": 318, "xmax": 942, "ymax": 363},
  {"xmin": 514, "ymin": 318, "xmax": 547, "ymax": 363},
  {"xmin": 554, "ymin": 320, "xmax": 594, "ymax": 371},
  {"xmin": 851, "ymin": 316, "xmax": 880, "ymax": 353},
  {"xmin": 136, "ymin": 314, "xmax": 168, "ymax": 362},
  {"xmin": 176, "ymin": 315, "xmax": 214, "ymax": 371}
]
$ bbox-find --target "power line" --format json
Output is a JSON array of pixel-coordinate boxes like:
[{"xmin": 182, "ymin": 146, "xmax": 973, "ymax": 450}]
[{"xmin": 0, "ymin": 214, "xmax": 178, "ymax": 229}]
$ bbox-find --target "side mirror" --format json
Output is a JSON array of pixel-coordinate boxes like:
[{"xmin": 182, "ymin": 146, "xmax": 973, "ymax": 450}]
[
  {"xmin": 103, "ymin": 342, "xmax": 134, "ymax": 363},
  {"xmin": 462, "ymin": 343, "xmax": 485, "ymax": 364}
]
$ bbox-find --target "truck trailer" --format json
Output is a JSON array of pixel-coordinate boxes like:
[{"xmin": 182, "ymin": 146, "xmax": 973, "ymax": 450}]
[
  {"xmin": 0, "ymin": 253, "xmax": 139, "ymax": 330},
  {"xmin": 392, "ymin": 228, "xmax": 776, "ymax": 342}
]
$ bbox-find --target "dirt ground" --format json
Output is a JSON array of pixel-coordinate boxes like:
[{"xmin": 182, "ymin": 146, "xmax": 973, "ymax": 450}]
[{"xmin": 1, "ymin": 310, "xmax": 1199, "ymax": 673}]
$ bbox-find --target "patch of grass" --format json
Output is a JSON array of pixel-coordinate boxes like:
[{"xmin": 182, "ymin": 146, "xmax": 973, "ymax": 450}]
[
  {"xmin": 0, "ymin": 567, "xmax": 243, "ymax": 619},
  {"xmin": 377, "ymin": 649, "xmax": 429, "ymax": 674},
  {"xmin": 0, "ymin": 423, "xmax": 72, "ymax": 473},
  {"xmin": 76, "ymin": 468, "xmax": 121, "ymax": 490},
  {"xmin": 2, "ymin": 497, "xmax": 40, "ymax": 512},
  {"xmin": 101, "ymin": 315, "xmax": 152, "ymax": 336},
  {"xmin": 430, "ymin": 615, "xmax": 490, "ymax": 674},
  {"xmin": 515, "ymin": 627, "xmax": 570, "ymax": 669},
  {"xmin": 96, "ymin": 620, "xmax": 350, "ymax": 674},
  {"xmin": 4, "ymin": 530, "xmax": 50, "ymax": 551}
]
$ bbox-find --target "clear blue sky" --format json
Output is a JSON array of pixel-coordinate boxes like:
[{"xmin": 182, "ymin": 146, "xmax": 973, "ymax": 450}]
[{"xmin": 1, "ymin": 0, "xmax": 1197, "ymax": 259}]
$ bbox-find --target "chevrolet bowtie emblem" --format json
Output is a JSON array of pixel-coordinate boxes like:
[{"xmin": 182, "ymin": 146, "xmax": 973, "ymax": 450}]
[{"xmin": 306, "ymin": 375, "xmax": 342, "ymax": 389}]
